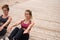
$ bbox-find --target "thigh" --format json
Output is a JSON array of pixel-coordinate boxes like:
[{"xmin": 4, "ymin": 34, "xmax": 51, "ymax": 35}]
[
  {"xmin": 0, "ymin": 28, "xmax": 7, "ymax": 36},
  {"xmin": 22, "ymin": 33, "xmax": 29, "ymax": 40},
  {"xmin": 13, "ymin": 28, "xmax": 24, "ymax": 39},
  {"xmin": 8, "ymin": 27, "xmax": 19, "ymax": 39}
]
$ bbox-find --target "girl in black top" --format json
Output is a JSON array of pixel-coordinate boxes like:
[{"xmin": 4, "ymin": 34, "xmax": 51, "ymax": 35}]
[{"xmin": 0, "ymin": 4, "xmax": 12, "ymax": 36}]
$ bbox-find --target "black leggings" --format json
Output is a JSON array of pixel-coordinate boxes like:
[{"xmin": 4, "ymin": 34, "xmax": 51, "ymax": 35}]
[
  {"xmin": 0, "ymin": 28, "xmax": 7, "ymax": 36},
  {"xmin": 8, "ymin": 27, "xmax": 29, "ymax": 40}
]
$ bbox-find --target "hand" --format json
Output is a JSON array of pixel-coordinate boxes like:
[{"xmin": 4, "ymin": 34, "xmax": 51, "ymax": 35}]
[
  {"xmin": 23, "ymin": 30, "xmax": 29, "ymax": 34},
  {"xmin": 7, "ymin": 26, "xmax": 12, "ymax": 32},
  {"xmin": 0, "ymin": 27, "xmax": 4, "ymax": 31}
]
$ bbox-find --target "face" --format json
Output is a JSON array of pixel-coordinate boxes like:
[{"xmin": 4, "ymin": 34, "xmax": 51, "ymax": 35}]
[
  {"xmin": 25, "ymin": 11, "xmax": 31, "ymax": 19},
  {"xmin": 2, "ymin": 8, "xmax": 9, "ymax": 15}
]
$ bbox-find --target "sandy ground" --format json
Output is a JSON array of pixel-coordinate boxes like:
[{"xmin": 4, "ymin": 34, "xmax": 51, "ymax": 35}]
[{"xmin": 0, "ymin": 0, "xmax": 60, "ymax": 40}]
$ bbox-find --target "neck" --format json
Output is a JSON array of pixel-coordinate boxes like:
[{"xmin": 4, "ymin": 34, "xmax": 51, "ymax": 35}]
[
  {"xmin": 25, "ymin": 18, "xmax": 30, "ymax": 21},
  {"xmin": 3, "ymin": 14, "xmax": 8, "ymax": 17}
]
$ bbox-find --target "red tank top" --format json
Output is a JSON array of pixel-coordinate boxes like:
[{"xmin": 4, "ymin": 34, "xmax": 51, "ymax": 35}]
[{"xmin": 21, "ymin": 20, "xmax": 31, "ymax": 29}]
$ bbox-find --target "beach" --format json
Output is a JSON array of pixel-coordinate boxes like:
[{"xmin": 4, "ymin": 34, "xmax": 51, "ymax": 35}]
[{"xmin": 0, "ymin": 0, "xmax": 60, "ymax": 40}]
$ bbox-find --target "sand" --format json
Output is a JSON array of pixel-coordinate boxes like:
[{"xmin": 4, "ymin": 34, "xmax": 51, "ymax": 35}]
[{"xmin": 0, "ymin": 0, "xmax": 60, "ymax": 40}]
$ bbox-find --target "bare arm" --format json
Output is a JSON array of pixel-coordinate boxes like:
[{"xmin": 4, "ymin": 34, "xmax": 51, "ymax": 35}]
[
  {"xmin": 10, "ymin": 21, "xmax": 21, "ymax": 27},
  {"xmin": 7, "ymin": 20, "xmax": 22, "ymax": 32},
  {"xmin": 2, "ymin": 16, "xmax": 12, "ymax": 28},
  {"xmin": 24, "ymin": 22, "xmax": 35, "ymax": 34}
]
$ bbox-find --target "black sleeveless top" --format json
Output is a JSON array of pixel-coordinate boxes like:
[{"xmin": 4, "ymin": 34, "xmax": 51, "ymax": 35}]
[{"xmin": 0, "ymin": 15, "xmax": 9, "ymax": 29}]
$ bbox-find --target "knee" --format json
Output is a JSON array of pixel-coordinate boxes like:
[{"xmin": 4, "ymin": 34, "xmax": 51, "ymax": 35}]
[{"xmin": 14, "ymin": 27, "xmax": 19, "ymax": 31}]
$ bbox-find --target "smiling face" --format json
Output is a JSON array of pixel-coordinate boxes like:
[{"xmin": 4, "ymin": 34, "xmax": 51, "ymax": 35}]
[{"xmin": 25, "ymin": 10, "xmax": 32, "ymax": 20}]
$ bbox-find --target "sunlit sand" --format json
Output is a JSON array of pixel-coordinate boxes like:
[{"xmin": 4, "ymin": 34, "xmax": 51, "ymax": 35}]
[{"xmin": 0, "ymin": 0, "xmax": 60, "ymax": 40}]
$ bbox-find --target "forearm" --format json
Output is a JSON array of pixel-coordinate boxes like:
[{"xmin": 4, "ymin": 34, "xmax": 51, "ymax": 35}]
[
  {"xmin": 2, "ymin": 18, "xmax": 12, "ymax": 28},
  {"xmin": 26, "ymin": 26, "xmax": 33, "ymax": 33},
  {"xmin": 10, "ymin": 23, "xmax": 18, "ymax": 27},
  {"xmin": 10, "ymin": 21, "xmax": 21, "ymax": 28},
  {"xmin": 24, "ymin": 23, "xmax": 34, "ymax": 33},
  {"xmin": 2, "ymin": 22, "xmax": 10, "ymax": 28}
]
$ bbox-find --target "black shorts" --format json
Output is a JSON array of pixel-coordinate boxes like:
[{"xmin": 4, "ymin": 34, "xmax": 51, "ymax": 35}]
[{"xmin": 9, "ymin": 27, "xmax": 29, "ymax": 40}]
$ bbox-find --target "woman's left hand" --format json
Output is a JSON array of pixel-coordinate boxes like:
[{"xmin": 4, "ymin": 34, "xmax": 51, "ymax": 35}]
[
  {"xmin": 0, "ymin": 26, "xmax": 4, "ymax": 31},
  {"xmin": 23, "ymin": 30, "xmax": 29, "ymax": 34}
]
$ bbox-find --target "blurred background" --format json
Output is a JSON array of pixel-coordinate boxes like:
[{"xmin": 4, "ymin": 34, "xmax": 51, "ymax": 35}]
[{"xmin": 0, "ymin": 0, "xmax": 60, "ymax": 40}]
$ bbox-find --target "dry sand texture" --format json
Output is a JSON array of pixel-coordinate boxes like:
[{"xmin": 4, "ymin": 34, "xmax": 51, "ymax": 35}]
[{"xmin": 0, "ymin": 0, "xmax": 60, "ymax": 40}]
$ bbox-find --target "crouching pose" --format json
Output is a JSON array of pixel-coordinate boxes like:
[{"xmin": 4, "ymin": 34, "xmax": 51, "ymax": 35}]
[
  {"xmin": 0, "ymin": 4, "xmax": 12, "ymax": 36},
  {"xmin": 8, "ymin": 10, "xmax": 35, "ymax": 40}
]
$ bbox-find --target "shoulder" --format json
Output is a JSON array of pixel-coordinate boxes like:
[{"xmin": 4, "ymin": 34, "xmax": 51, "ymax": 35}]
[
  {"xmin": 8, "ymin": 16, "xmax": 12, "ymax": 20},
  {"xmin": 31, "ymin": 20, "xmax": 35, "ymax": 25},
  {"xmin": 29, "ymin": 21, "xmax": 35, "ymax": 27}
]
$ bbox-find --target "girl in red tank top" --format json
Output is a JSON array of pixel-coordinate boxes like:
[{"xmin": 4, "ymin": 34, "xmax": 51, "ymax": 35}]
[
  {"xmin": 8, "ymin": 10, "xmax": 34, "ymax": 40},
  {"xmin": 21, "ymin": 20, "xmax": 31, "ymax": 29}
]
